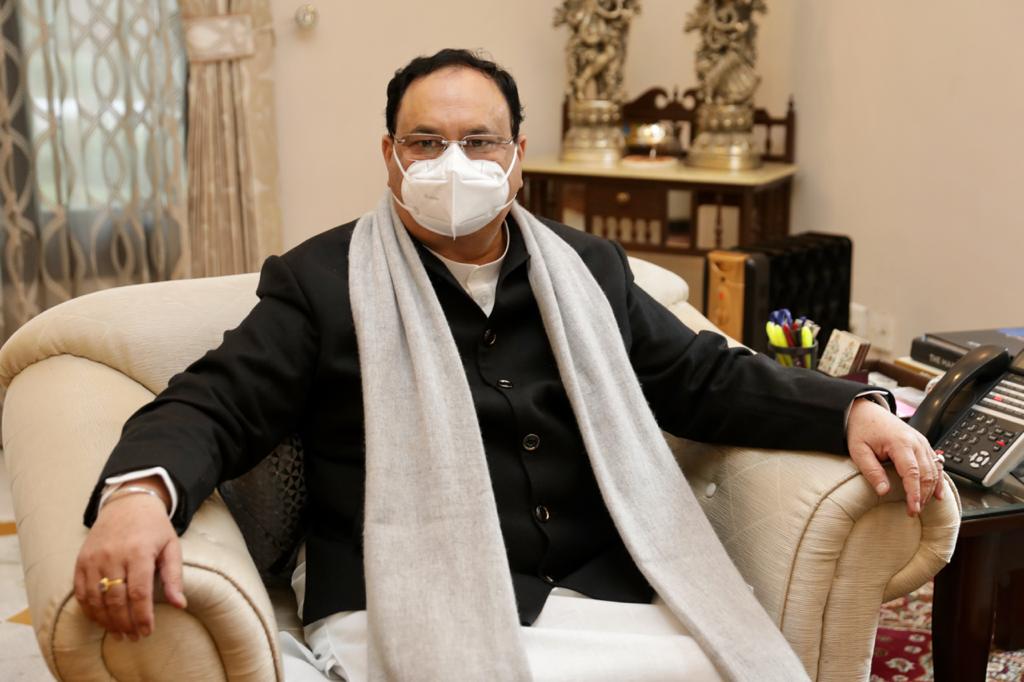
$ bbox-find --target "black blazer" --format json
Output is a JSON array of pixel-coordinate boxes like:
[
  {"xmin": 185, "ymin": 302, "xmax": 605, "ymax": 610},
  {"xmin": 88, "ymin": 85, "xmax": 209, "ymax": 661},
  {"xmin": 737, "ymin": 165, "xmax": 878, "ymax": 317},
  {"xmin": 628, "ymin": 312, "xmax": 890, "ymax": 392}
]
[{"xmin": 85, "ymin": 216, "xmax": 881, "ymax": 625}]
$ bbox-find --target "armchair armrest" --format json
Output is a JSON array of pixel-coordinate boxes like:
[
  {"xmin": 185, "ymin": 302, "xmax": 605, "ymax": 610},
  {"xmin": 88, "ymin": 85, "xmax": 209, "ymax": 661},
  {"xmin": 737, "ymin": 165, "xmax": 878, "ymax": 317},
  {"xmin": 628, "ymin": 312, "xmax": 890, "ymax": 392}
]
[
  {"xmin": 2, "ymin": 354, "xmax": 281, "ymax": 681},
  {"xmin": 670, "ymin": 436, "xmax": 961, "ymax": 682}
]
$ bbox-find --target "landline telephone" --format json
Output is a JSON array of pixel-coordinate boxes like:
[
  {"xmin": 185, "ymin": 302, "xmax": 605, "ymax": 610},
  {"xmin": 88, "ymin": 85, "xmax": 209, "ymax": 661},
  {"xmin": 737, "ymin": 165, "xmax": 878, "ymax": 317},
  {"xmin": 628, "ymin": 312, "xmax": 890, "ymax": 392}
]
[{"xmin": 909, "ymin": 345, "xmax": 1024, "ymax": 487}]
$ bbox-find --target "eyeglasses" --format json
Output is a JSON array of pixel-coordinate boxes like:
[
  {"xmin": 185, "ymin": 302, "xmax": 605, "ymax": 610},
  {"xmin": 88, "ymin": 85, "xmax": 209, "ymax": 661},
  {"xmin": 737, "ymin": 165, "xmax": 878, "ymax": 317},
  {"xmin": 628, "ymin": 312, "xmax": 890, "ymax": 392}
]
[{"xmin": 393, "ymin": 133, "xmax": 516, "ymax": 161}]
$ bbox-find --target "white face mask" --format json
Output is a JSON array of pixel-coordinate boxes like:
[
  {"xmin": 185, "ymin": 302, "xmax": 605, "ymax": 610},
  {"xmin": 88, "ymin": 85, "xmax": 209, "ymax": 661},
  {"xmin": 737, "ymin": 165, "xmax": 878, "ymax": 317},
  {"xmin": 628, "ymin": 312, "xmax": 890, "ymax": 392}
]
[{"xmin": 391, "ymin": 143, "xmax": 518, "ymax": 239}]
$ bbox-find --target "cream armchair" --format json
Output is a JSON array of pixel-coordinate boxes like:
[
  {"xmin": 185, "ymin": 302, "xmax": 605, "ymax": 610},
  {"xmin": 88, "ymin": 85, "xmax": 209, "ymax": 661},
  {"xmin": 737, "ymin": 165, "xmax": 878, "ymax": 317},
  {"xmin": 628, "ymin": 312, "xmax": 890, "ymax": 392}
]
[{"xmin": 0, "ymin": 257, "xmax": 960, "ymax": 681}]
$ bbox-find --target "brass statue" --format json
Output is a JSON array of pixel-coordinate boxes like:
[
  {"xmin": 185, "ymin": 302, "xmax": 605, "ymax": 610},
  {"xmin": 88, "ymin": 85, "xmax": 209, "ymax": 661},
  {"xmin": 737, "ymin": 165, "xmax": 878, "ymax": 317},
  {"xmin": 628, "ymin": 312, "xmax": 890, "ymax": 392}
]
[
  {"xmin": 554, "ymin": 0, "xmax": 641, "ymax": 164},
  {"xmin": 554, "ymin": 0, "xmax": 640, "ymax": 103},
  {"xmin": 685, "ymin": 0, "xmax": 765, "ymax": 106},
  {"xmin": 684, "ymin": 0, "xmax": 767, "ymax": 169}
]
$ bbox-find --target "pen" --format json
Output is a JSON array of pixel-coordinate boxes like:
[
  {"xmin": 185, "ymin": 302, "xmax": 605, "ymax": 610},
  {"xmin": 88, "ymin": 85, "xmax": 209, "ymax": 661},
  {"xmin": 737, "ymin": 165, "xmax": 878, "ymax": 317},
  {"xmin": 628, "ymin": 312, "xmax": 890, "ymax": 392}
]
[
  {"xmin": 765, "ymin": 322, "xmax": 790, "ymax": 366},
  {"xmin": 801, "ymin": 326, "xmax": 813, "ymax": 368},
  {"xmin": 781, "ymin": 322, "xmax": 796, "ymax": 347},
  {"xmin": 770, "ymin": 309, "xmax": 792, "ymax": 327}
]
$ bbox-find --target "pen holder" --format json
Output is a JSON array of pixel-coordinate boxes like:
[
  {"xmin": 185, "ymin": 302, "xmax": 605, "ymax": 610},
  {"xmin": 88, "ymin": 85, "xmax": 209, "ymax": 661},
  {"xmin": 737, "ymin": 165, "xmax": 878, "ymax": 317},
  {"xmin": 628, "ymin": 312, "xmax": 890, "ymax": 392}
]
[{"xmin": 770, "ymin": 342, "xmax": 819, "ymax": 370}]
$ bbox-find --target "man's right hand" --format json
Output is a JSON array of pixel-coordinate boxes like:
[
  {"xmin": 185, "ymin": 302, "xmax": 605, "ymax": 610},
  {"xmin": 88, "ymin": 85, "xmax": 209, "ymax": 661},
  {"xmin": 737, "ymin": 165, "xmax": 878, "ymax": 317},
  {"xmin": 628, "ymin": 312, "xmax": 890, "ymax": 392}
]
[{"xmin": 74, "ymin": 476, "xmax": 187, "ymax": 641}]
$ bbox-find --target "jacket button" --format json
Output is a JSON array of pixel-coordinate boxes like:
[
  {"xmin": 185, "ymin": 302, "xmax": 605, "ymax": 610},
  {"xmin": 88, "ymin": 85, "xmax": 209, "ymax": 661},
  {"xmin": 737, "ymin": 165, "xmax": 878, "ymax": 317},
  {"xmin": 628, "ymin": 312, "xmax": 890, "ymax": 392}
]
[
  {"xmin": 522, "ymin": 434, "xmax": 541, "ymax": 451},
  {"xmin": 483, "ymin": 329, "xmax": 497, "ymax": 346},
  {"xmin": 542, "ymin": 574, "xmax": 556, "ymax": 585},
  {"xmin": 534, "ymin": 505, "xmax": 551, "ymax": 523},
  {"xmin": 497, "ymin": 379, "xmax": 514, "ymax": 389}
]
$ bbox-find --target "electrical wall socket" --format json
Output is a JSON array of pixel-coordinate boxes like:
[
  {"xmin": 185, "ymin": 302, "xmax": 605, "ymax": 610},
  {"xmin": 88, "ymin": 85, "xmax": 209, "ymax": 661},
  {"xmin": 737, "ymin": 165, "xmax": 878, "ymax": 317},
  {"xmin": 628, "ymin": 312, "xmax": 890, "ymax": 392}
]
[
  {"xmin": 867, "ymin": 309, "xmax": 896, "ymax": 353},
  {"xmin": 848, "ymin": 302, "xmax": 895, "ymax": 353},
  {"xmin": 849, "ymin": 302, "xmax": 867, "ymax": 338}
]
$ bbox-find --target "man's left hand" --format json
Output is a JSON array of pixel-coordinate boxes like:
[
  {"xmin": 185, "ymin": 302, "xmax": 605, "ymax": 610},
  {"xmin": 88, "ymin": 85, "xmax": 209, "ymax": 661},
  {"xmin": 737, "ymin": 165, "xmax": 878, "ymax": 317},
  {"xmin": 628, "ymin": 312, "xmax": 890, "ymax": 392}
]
[{"xmin": 846, "ymin": 397, "xmax": 946, "ymax": 517}]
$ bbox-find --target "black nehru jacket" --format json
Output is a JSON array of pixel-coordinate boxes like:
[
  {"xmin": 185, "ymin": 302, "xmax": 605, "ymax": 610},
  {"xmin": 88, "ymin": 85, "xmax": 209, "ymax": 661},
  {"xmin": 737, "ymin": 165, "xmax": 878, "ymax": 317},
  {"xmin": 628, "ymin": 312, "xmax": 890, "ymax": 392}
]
[{"xmin": 84, "ymin": 215, "xmax": 885, "ymax": 627}]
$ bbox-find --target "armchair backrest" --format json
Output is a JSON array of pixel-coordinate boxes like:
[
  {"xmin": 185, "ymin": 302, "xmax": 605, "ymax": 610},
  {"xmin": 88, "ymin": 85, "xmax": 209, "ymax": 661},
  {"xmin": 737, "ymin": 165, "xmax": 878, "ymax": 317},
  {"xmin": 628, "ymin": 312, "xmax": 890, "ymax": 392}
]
[
  {"xmin": 0, "ymin": 254, "xmax": 698, "ymax": 584},
  {"xmin": 0, "ymin": 273, "xmax": 259, "ymax": 395},
  {"xmin": 0, "ymin": 257, "xmax": 693, "ymax": 393}
]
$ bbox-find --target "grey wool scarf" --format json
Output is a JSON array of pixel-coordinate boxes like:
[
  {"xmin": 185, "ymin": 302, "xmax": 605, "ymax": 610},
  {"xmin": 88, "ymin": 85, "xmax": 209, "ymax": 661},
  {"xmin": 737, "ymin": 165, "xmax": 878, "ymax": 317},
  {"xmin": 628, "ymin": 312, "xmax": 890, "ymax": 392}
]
[{"xmin": 348, "ymin": 193, "xmax": 810, "ymax": 682}]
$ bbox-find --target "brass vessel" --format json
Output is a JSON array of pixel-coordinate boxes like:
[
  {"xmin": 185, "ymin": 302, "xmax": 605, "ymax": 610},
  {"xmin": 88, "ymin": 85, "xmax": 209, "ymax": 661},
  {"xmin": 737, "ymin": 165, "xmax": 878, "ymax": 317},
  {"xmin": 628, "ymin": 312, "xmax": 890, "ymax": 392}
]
[
  {"xmin": 560, "ymin": 99, "xmax": 626, "ymax": 165},
  {"xmin": 687, "ymin": 102, "xmax": 761, "ymax": 170}
]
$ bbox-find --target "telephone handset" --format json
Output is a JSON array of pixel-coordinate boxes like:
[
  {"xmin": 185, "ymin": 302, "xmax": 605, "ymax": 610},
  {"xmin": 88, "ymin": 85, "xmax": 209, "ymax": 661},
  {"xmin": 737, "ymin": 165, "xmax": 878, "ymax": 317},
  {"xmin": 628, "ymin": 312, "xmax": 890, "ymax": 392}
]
[{"xmin": 909, "ymin": 345, "xmax": 1024, "ymax": 487}]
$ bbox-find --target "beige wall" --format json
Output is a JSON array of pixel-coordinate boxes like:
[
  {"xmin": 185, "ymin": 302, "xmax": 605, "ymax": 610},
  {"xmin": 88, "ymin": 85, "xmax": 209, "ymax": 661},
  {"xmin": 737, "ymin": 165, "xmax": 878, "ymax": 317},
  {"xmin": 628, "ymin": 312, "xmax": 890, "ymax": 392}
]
[
  {"xmin": 270, "ymin": 0, "xmax": 563, "ymax": 245},
  {"xmin": 269, "ymin": 0, "xmax": 793, "ymax": 246},
  {"xmin": 788, "ymin": 1, "xmax": 1024, "ymax": 354},
  {"xmin": 270, "ymin": 1, "xmax": 1023, "ymax": 356}
]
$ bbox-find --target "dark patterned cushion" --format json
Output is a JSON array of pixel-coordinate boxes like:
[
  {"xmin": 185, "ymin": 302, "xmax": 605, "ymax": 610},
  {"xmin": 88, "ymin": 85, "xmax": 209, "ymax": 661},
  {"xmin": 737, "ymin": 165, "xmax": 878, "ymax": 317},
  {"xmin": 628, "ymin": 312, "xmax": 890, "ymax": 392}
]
[{"xmin": 218, "ymin": 434, "xmax": 308, "ymax": 586}]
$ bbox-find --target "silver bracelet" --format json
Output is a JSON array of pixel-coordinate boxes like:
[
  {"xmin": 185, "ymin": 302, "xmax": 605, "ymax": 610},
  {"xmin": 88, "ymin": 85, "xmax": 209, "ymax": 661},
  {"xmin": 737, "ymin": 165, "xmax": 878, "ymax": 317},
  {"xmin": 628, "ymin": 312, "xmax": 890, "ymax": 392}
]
[{"xmin": 98, "ymin": 485, "xmax": 168, "ymax": 513}]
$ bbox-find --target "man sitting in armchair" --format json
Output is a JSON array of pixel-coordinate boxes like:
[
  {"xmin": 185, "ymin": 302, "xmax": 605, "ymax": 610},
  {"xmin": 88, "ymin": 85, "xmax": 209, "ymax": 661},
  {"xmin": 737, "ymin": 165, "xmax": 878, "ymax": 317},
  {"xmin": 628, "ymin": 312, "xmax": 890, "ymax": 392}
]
[{"xmin": 74, "ymin": 48, "xmax": 945, "ymax": 682}]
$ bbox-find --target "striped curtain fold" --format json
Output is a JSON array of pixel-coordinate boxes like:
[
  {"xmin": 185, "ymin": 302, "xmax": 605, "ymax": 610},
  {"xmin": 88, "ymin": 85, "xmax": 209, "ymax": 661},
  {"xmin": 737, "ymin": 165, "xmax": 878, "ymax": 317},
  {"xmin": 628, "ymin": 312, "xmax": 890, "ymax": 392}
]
[{"xmin": 181, "ymin": 0, "xmax": 281, "ymax": 277}]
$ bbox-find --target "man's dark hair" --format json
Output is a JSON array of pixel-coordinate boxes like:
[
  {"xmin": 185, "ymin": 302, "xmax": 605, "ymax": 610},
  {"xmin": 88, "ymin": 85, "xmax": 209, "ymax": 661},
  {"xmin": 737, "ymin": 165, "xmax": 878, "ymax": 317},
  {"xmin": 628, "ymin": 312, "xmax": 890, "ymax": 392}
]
[{"xmin": 385, "ymin": 49, "xmax": 525, "ymax": 138}]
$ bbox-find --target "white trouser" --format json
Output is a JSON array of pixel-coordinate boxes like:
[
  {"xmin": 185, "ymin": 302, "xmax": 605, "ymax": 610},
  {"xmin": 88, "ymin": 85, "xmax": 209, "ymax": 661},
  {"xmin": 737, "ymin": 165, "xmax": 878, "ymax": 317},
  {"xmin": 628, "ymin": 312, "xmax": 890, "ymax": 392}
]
[{"xmin": 279, "ymin": 545, "xmax": 724, "ymax": 682}]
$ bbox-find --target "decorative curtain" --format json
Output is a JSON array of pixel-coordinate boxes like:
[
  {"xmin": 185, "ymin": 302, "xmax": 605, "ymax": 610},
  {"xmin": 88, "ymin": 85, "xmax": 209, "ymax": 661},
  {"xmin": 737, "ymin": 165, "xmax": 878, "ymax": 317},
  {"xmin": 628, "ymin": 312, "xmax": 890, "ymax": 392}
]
[
  {"xmin": 0, "ymin": 0, "xmax": 188, "ymax": 340},
  {"xmin": 180, "ymin": 0, "xmax": 281, "ymax": 277}
]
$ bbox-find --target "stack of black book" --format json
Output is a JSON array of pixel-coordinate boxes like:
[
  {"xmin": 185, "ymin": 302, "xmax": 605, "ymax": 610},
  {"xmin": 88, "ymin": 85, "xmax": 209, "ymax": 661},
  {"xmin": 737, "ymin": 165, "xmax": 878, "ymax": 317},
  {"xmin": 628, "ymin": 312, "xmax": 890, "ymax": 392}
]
[{"xmin": 910, "ymin": 327, "xmax": 1024, "ymax": 370}]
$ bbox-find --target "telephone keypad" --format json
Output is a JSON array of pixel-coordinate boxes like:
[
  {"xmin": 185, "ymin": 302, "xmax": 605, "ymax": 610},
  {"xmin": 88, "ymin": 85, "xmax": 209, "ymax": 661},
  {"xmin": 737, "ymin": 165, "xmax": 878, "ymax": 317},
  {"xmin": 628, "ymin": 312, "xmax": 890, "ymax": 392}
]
[
  {"xmin": 937, "ymin": 406, "xmax": 1024, "ymax": 485},
  {"xmin": 968, "ymin": 450, "xmax": 991, "ymax": 470}
]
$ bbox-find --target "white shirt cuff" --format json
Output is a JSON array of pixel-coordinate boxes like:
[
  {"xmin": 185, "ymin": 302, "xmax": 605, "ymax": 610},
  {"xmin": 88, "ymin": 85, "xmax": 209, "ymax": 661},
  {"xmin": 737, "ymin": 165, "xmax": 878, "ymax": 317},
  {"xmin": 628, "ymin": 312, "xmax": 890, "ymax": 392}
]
[
  {"xmin": 102, "ymin": 466, "xmax": 178, "ymax": 518},
  {"xmin": 844, "ymin": 390, "xmax": 892, "ymax": 433}
]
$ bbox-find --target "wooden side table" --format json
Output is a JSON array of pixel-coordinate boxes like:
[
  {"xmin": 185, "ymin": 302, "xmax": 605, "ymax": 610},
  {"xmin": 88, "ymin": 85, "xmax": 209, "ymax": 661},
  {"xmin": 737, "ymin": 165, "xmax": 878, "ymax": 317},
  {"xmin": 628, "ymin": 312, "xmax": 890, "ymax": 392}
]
[
  {"xmin": 932, "ymin": 473, "xmax": 1024, "ymax": 681},
  {"xmin": 521, "ymin": 155, "xmax": 797, "ymax": 257}
]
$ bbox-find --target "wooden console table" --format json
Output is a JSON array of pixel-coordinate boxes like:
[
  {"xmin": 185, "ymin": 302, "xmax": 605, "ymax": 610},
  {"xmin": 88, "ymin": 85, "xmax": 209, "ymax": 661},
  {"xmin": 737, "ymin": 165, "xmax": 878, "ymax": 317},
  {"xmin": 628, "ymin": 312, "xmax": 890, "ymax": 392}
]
[{"xmin": 521, "ymin": 155, "xmax": 797, "ymax": 256}]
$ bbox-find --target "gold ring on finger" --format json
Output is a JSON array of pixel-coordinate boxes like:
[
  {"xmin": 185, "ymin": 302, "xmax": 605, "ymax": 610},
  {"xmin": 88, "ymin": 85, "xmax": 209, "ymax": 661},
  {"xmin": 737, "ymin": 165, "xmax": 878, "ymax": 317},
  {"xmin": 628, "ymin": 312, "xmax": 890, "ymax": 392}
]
[{"xmin": 98, "ymin": 576, "xmax": 126, "ymax": 593}]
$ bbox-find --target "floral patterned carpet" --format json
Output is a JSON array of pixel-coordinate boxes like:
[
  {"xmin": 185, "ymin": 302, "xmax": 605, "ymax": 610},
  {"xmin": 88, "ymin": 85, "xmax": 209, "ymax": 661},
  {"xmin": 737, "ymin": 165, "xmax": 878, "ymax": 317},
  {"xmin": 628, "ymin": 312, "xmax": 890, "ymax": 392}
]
[{"xmin": 872, "ymin": 581, "xmax": 1024, "ymax": 681}]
